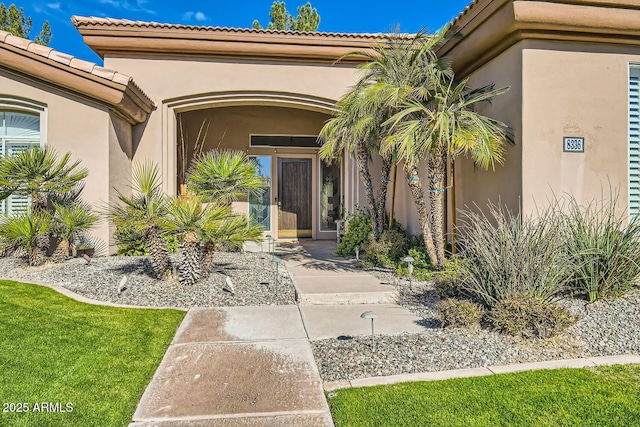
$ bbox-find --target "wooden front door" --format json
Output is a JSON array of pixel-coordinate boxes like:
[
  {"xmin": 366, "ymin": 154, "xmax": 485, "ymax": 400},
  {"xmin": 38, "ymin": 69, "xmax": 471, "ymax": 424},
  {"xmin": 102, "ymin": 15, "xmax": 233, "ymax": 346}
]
[{"xmin": 278, "ymin": 158, "xmax": 312, "ymax": 238}]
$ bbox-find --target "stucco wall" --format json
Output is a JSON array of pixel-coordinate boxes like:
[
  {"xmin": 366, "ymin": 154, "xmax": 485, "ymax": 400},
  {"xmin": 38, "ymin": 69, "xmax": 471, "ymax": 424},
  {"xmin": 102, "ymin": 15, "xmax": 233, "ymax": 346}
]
[
  {"xmin": 456, "ymin": 42, "xmax": 524, "ymax": 218},
  {"xmin": 104, "ymin": 56, "xmax": 359, "ymax": 187},
  {"xmin": 520, "ymin": 40, "xmax": 640, "ymax": 217},
  {"xmin": 0, "ymin": 70, "xmax": 127, "ymax": 253}
]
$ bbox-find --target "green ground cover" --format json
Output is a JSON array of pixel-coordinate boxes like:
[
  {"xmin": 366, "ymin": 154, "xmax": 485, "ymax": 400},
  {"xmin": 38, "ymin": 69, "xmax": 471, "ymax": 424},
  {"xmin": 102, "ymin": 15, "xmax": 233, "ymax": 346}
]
[
  {"xmin": 329, "ymin": 364, "xmax": 640, "ymax": 427},
  {"xmin": 0, "ymin": 280, "xmax": 185, "ymax": 427}
]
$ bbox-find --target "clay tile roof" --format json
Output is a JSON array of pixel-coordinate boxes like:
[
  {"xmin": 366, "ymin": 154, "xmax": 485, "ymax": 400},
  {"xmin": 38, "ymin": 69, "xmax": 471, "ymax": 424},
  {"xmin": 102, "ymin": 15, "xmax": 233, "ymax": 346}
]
[
  {"xmin": 450, "ymin": 0, "xmax": 481, "ymax": 27},
  {"xmin": 0, "ymin": 29, "xmax": 150, "ymax": 96},
  {"xmin": 71, "ymin": 15, "xmax": 387, "ymax": 40}
]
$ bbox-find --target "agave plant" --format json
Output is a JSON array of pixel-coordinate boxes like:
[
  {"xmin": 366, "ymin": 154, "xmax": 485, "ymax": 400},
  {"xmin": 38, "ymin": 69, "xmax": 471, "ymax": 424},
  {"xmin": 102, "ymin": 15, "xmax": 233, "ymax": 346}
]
[
  {"xmin": 0, "ymin": 212, "xmax": 52, "ymax": 266},
  {"xmin": 186, "ymin": 150, "xmax": 265, "ymax": 204},
  {"xmin": 0, "ymin": 146, "xmax": 88, "ymax": 213},
  {"xmin": 106, "ymin": 161, "xmax": 171, "ymax": 279},
  {"xmin": 51, "ymin": 202, "xmax": 99, "ymax": 262}
]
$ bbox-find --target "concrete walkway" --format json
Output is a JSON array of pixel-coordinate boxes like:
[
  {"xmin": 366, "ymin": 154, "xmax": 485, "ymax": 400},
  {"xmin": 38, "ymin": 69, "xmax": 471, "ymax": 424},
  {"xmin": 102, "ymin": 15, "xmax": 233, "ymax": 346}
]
[{"xmin": 130, "ymin": 240, "xmax": 428, "ymax": 426}]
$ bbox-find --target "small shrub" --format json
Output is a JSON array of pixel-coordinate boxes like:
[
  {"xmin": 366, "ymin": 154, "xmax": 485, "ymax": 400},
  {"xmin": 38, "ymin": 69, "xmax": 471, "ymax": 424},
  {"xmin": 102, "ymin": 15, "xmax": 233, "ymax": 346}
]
[
  {"xmin": 114, "ymin": 223, "xmax": 177, "ymax": 256},
  {"xmin": 489, "ymin": 296, "xmax": 578, "ymax": 339},
  {"xmin": 336, "ymin": 208, "xmax": 371, "ymax": 257},
  {"xmin": 362, "ymin": 228, "xmax": 409, "ymax": 267},
  {"xmin": 456, "ymin": 203, "xmax": 572, "ymax": 310},
  {"xmin": 436, "ymin": 298, "xmax": 484, "ymax": 329},
  {"xmin": 395, "ymin": 247, "xmax": 436, "ymax": 280}
]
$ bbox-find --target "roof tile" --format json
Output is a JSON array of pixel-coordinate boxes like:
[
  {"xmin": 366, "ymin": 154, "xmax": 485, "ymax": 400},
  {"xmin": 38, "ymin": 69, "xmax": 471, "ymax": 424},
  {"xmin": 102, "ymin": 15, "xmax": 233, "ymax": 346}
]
[
  {"xmin": 91, "ymin": 65, "xmax": 117, "ymax": 80},
  {"xmin": 47, "ymin": 50, "xmax": 74, "ymax": 65},
  {"xmin": 27, "ymin": 42, "xmax": 53, "ymax": 57},
  {"xmin": 69, "ymin": 57, "xmax": 96, "ymax": 74},
  {"xmin": 71, "ymin": 15, "xmax": 386, "ymax": 40},
  {"xmin": 5, "ymin": 34, "xmax": 31, "ymax": 50}
]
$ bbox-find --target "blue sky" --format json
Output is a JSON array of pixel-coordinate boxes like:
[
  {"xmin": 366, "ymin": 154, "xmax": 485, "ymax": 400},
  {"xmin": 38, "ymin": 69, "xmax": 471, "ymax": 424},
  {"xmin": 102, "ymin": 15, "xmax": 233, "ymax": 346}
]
[{"xmin": 23, "ymin": 0, "xmax": 472, "ymax": 63}]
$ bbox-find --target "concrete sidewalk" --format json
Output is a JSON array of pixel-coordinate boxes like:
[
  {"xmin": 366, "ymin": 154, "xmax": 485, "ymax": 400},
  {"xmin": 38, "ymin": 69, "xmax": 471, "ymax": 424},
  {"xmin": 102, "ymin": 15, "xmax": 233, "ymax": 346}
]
[
  {"xmin": 130, "ymin": 306, "xmax": 333, "ymax": 427},
  {"xmin": 130, "ymin": 241, "xmax": 429, "ymax": 427}
]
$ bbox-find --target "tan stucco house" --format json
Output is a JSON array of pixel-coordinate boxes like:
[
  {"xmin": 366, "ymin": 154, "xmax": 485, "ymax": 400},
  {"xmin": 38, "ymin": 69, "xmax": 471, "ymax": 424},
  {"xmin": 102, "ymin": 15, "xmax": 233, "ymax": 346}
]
[{"xmin": 1, "ymin": 0, "xmax": 640, "ymax": 251}]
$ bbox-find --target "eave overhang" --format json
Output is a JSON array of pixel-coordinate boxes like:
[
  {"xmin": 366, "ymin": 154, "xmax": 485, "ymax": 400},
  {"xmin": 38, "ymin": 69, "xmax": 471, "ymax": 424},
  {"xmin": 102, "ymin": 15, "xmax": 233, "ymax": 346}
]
[
  {"xmin": 438, "ymin": 0, "xmax": 640, "ymax": 77},
  {"xmin": 0, "ymin": 31, "xmax": 154, "ymax": 125},
  {"xmin": 72, "ymin": 16, "xmax": 386, "ymax": 64}
]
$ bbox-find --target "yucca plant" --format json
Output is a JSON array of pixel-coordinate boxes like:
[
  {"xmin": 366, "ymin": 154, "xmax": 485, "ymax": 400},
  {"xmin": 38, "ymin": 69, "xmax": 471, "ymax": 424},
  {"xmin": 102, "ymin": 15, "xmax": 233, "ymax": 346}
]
[
  {"xmin": 456, "ymin": 203, "xmax": 572, "ymax": 310},
  {"xmin": 186, "ymin": 150, "xmax": 265, "ymax": 204},
  {"xmin": 0, "ymin": 146, "xmax": 88, "ymax": 213},
  {"xmin": 0, "ymin": 212, "xmax": 52, "ymax": 266},
  {"xmin": 51, "ymin": 202, "xmax": 99, "ymax": 262},
  {"xmin": 561, "ymin": 195, "xmax": 640, "ymax": 301},
  {"xmin": 106, "ymin": 162, "xmax": 171, "ymax": 279}
]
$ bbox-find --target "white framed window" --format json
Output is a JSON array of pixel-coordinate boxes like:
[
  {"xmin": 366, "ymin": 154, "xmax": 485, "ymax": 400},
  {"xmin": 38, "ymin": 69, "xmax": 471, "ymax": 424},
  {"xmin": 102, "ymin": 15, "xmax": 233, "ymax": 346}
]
[
  {"xmin": 630, "ymin": 66, "xmax": 640, "ymax": 217},
  {"xmin": 0, "ymin": 98, "xmax": 46, "ymax": 215}
]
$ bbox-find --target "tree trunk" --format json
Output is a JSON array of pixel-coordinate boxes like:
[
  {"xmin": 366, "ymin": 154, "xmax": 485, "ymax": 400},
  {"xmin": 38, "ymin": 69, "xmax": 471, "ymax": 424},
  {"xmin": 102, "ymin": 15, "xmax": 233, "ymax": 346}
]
[
  {"xmin": 28, "ymin": 245, "xmax": 45, "ymax": 266},
  {"xmin": 31, "ymin": 191, "xmax": 47, "ymax": 215},
  {"xmin": 428, "ymin": 148, "xmax": 447, "ymax": 269},
  {"xmin": 375, "ymin": 152, "xmax": 393, "ymax": 238},
  {"xmin": 355, "ymin": 142, "xmax": 380, "ymax": 241},
  {"xmin": 52, "ymin": 239, "xmax": 69, "ymax": 263},
  {"xmin": 404, "ymin": 165, "xmax": 438, "ymax": 266},
  {"xmin": 388, "ymin": 163, "xmax": 398, "ymax": 229},
  {"xmin": 179, "ymin": 231, "xmax": 203, "ymax": 286},
  {"xmin": 202, "ymin": 242, "xmax": 217, "ymax": 272},
  {"xmin": 146, "ymin": 225, "xmax": 171, "ymax": 279}
]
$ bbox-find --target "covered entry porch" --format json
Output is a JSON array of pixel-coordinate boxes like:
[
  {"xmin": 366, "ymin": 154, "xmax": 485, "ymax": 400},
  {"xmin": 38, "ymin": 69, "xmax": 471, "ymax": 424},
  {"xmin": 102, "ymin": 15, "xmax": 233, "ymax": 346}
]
[{"xmin": 176, "ymin": 103, "xmax": 342, "ymax": 240}]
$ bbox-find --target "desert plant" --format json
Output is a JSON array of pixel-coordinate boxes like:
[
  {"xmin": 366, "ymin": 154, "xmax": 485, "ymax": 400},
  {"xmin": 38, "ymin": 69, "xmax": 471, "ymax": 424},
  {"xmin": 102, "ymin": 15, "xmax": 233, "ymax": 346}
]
[
  {"xmin": 0, "ymin": 146, "xmax": 88, "ymax": 213},
  {"xmin": 105, "ymin": 161, "xmax": 171, "ymax": 279},
  {"xmin": 0, "ymin": 212, "xmax": 52, "ymax": 266},
  {"xmin": 456, "ymin": 203, "xmax": 572, "ymax": 310},
  {"xmin": 51, "ymin": 202, "xmax": 99, "ymax": 262},
  {"xmin": 186, "ymin": 150, "xmax": 265, "ymax": 204},
  {"xmin": 395, "ymin": 247, "xmax": 437, "ymax": 280},
  {"xmin": 336, "ymin": 208, "xmax": 372, "ymax": 257},
  {"xmin": 489, "ymin": 296, "xmax": 577, "ymax": 339},
  {"xmin": 561, "ymin": 195, "xmax": 640, "ymax": 302},
  {"xmin": 436, "ymin": 298, "xmax": 484, "ymax": 329},
  {"xmin": 362, "ymin": 228, "xmax": 409, "ymax": 267}
]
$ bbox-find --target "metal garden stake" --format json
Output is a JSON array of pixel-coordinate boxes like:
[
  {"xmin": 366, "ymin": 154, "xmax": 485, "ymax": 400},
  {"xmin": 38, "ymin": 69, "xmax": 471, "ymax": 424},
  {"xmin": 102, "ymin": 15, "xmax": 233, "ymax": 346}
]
[{"xmin": 403, "ymin": 256, "xmax": 415, "ymax": 291}]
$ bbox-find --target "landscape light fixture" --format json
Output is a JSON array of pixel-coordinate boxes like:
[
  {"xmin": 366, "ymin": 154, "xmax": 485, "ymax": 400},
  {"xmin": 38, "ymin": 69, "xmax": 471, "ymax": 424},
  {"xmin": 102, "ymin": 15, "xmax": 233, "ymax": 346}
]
[
  {"xmin": 83, "ymin": 254, "xmax": 91, "ymax": 265},
  {"xmin": 360, "ymin": 310, "xmax": 378, "ymax": 351},
  {"xmin": 403, "ymin": 256, "xmax": 415, "ymax": 291},
  {"xmin": 117, "ymin": 276, "xmax": 128, "ymax": 293},
  {"xmin": 355, "ymin": 246, "xmax": 360, "ymax": 260},
  {"xmin": 265, "ymin": 235, "xmax": 275, "ymax": 257},
  {"xmin": 272, "ymin": 256, "xmax": 282, "ymax": 294}
]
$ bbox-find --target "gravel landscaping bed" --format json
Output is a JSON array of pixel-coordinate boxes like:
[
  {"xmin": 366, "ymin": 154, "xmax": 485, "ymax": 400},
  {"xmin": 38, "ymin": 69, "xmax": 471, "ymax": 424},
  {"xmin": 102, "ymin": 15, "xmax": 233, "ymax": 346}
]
[
  {"xmin": 0, "ymin": 252, "xmax": 296, "ymax": 308},
  {"xmin": 312, "ymin": 267, "xmax": 640, "ymax": 382}
]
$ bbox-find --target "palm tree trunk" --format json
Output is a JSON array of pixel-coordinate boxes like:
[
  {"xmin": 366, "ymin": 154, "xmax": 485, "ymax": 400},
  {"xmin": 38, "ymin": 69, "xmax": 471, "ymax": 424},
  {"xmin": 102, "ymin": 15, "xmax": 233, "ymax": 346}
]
[
  {"xmin": 355, "ymin": 142, "xmax": 380, "ymax": 241},
  {"xmin": 31, "ymin": 191, "xmax": 47, "ymax": 215},
  {"xmin": 428, "ymin": 149, "xmax": 447, "ymax": 268},
  {"xmin": 202, "ymin": 242, "xmax": 217, "ymax": 272},
  {"xmin": 388, "ymin": 163, "xmax": 398, "ymax": 229},
  {"xmin": 146, "ymin": 225, "xmax": 171, "ymax": 279},
  {"xmin": 52, "ymin": 239, "xmax": 69, "ymax": 263},
  {"xmin": 179, "ymin": 231, "xmax": 202, "ymax": 286},
  {"xmin": 404, "ymin": 164, "xmax": 438, "ymax": 266},
  {"xmin": 375, "ymin": 152, "xmax": 393, "ymax": 238},
  {"xmin": 28, "ymin": 245, "xmax": 45, "ymax": 266}
]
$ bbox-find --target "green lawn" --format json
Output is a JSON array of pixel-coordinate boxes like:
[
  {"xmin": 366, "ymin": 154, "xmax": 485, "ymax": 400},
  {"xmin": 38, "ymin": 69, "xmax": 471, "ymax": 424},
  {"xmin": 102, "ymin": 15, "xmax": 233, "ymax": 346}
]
[
  {"xmin": 0, "ymin": 280, "xmax": 185, "ymax": 427},
  {"xmin": 329, "ymin": 364, "xmax": 640, "ymax": 427}
]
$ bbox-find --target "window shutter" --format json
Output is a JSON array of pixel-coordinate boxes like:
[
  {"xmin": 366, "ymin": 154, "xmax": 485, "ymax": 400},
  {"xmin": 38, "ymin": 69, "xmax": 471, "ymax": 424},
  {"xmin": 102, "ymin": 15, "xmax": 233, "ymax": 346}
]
[{"xmin": 630, "ymin": 69, "xmax": 640, "ymax": 216}]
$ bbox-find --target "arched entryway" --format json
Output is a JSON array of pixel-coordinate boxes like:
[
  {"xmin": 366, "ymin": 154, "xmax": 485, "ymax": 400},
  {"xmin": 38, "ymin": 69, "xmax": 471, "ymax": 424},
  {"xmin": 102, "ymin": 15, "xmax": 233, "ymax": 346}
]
[{"xmin": 163, "ymin": 92, "xmax": 342, "ymax": 240}]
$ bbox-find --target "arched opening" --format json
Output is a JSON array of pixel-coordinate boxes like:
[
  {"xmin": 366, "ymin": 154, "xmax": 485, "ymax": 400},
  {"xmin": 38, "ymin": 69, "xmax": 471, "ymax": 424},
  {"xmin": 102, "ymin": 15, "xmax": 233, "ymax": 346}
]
[{"xmin": 169, "ymin": 96, "xmax": 341, "ymax": 240}]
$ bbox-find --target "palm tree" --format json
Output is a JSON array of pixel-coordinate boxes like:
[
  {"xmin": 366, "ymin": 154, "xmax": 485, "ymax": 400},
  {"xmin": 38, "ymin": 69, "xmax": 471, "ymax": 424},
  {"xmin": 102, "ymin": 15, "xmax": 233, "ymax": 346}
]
[
  {"xmin": 386, "ymin": 78, "xmax": 511, "ymax": 268},
  {"xmin": 320, "ymin": 30, "xmax": 450, "ymax": 250},
  {"xmin": 186, "ymin": 150, "xmax": 265, "ymax": 204},
  {"xmin": 0, "ymin": 146, "xmax": 88, "ymax": 213},
  {"xmin": 0, "ymin": 212, "xmax": 52, "ymax": 266},
  {"xmin": 163, "ymin": 196, "xmax": 263, "ymax": 285},
  {"xmin": 51, "ymin": 202, "xmax": 99, "ymax": 262},
  {"xmin": 106, "ymin": 161, "xmax": 171, "ymax": 279}
]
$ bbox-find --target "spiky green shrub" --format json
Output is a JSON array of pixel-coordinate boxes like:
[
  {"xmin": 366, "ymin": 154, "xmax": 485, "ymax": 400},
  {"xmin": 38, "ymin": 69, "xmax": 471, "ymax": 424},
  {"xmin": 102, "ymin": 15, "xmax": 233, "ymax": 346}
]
[
  {"xmin": 336, "ymin": 208, "xmax": 371, "ymax": 257},
  {"xmin": 436, "ymin": 298, "xmax": 484, "ymax": 329},
  {"xmin": 0, "ymin": 212, "xmax": 52, "ymax": 266},
  {"xmin": 456, "ymin": 203, "xmax": 573, "ymax": 310},
  {"xmin": 489, "ymin": 296, "xmax": 577, "ymax": 339},
  {"xmin": 561, "ymin": 196, "xmax": 640, "ymax": 302},
  {"xmin": 51, "ymin": 202, "xmax": 99, "ymax": 262},
  {"xmin": 0, "ymin": 146, "xmax": 88, "ymax": 213},
  {"xmin": 105, "ymin": 162, "xmax": 171, "ymax": 279},
  {"xmin": 186, "ymin": 150, "xmax": 265, "ymax": 204}
]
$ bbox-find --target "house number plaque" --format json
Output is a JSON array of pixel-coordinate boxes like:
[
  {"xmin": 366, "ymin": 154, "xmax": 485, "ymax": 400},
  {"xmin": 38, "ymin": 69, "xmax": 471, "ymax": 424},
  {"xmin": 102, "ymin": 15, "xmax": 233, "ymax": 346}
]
[{"xmin": 563, "ymin": 137, "xmax": 584, "ymax": 153}]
